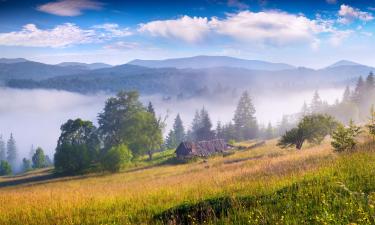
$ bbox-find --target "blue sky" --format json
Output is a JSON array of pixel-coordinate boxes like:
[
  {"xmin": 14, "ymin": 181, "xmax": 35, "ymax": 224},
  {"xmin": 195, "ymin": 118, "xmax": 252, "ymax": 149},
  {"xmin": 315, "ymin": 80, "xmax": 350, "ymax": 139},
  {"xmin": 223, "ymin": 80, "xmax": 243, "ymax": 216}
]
[{"xmin": 0, "ymin": 0, "xmax": 375, "ymax": 68}]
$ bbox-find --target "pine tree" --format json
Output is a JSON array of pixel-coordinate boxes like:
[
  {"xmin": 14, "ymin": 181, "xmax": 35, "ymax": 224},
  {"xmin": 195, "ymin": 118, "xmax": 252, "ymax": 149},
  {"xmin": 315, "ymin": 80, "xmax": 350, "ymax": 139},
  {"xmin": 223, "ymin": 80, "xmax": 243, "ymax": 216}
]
[
  {"xmin": 215, "ymin": 121, "xmax": 223, "ymax": 139},
  {"xmin": 190, "ymin": 110, "xmax": 202, "ymax": 141},
  {"xmin": 196, "ymin": 107, "xmax": 214, "ymax": 141},
  {"xmin": 366, "ymin": 72, "xmax": 374, "ymax": 93},
  {"xmin": 147, "ymin": 101, "xmax": 155, "ymax": 116},
  {"xmin": 310, "ymin": 90, "xmax": 323, "ymax": 113},
  {"xmin": 173, "ymin": 114, "xmax": 185, "ymax": 144},
  {"xmin": 165, "ymin": 129, "xmax": 177, "ymax": 149},
  {"xmin": 342, "ymin": 86, "xmax": 351, "ymax": 103},
  {"xmin": 6, "ymin": 133, "xmax": 17, "ymax": 167},
  {"xmin": 0, "ymin": 135, "xmax": 5, "ymax": 162},
  {"xmin": 233, "ymin": 91, "xmax": 257, "ymax": 140},
  {"xmin": 352, "ymin": 76, "xmax": 365, "ymax": 104}
]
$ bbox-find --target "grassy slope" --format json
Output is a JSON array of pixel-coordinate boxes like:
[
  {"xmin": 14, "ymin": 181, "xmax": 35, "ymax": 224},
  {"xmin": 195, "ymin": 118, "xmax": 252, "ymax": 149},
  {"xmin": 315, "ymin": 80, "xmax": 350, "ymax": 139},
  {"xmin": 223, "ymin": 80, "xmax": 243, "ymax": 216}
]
[{"xmin": 0, "ymin": 139, "xmax": 375, "ymax": 224}]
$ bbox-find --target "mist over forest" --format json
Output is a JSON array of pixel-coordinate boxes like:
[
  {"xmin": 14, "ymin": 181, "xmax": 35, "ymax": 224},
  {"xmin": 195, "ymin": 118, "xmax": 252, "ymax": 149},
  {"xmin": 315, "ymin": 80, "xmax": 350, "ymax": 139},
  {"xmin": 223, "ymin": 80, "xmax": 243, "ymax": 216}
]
[{"xmin": 0, "ymin": 86, "xmax": 344, "ymax": 158}]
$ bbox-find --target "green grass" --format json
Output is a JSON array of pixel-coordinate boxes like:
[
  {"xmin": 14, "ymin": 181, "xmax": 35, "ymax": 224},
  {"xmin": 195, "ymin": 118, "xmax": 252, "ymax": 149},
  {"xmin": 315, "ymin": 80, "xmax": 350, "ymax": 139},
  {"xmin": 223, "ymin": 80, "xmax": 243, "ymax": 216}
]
[{"xmin": 1, "ymin": 140, "xmax": 375, "ymax": 224}]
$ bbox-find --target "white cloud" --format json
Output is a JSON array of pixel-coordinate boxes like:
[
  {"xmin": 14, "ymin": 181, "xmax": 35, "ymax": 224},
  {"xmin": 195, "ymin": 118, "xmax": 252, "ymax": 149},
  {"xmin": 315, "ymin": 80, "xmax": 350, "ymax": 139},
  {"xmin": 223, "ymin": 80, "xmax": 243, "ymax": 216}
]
[
  {"xmin": 0, "ymin": 23, "xmax": 132, "ymax": 48},
  {"xmin": 0, "ymin": 23, "xmax": 95, "ymax": 47},
  {"xmin": 329, "ymin": 30, "xmax": 353, "ymax": 46},
  {"xmin": 37, "ymin": 0, "xmax": 102, "ymax": 16},
  {"xmin": 138, "ymin": 16, "xmax": 211, "ymax": 43},
  {"xmin": 93, "ymin": 23, "xmax": 132, "ymax": 37},
  {"xmin": 209, "ymin": 11, "xmax": 331, "ymax": 46},
  {"xmin": 338, "ymin": 4, "xmax": 374, "ymax": 24}
]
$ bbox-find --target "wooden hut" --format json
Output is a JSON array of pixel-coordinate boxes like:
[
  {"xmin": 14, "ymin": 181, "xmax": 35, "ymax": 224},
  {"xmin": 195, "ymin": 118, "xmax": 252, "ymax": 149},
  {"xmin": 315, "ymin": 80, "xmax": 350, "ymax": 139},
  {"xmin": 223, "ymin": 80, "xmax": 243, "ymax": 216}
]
[{"xmin": 175, "ymin": 139, "xmax": 227, "ymax": 159}]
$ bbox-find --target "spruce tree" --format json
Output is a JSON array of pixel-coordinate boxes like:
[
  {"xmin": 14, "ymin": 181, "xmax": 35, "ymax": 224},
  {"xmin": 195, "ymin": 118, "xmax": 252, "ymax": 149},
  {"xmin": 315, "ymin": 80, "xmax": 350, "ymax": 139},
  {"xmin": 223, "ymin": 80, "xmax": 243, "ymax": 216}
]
[
  {"xmin": 0, "ymin": 135, "xmax": 5, "ymax": 162},
  {"xmin": 366, "ymin": 72, "xmax": 374, "ymax": 93},
  {"xmin": 173, "ymin": 114, "xmax": 185, "ymax": 144},
  {"xmin": 216, "ymin": 121, "xmax": 223, "ymax": 139},
  {"xmin": 147, "ymin": 101, "xmax": 155, "ymax": 116},
  {"xmin": 310, "ymin": 90, "xmax": 323, "ymax": 113},
  {"xmin": 342, "ymin": 86, "xmax": 351, "ymax": 103},
  {"xmin": 233, "ymin": 91, "xmax": 257, "ymax": 140},
  {"xmin": 352, "ymin": 76, "xmax": 365, "ymax": 104},
  {"xmin": 6, "ymin": 133, "xmax": 17, "ymax": 167},
  {"xmin": 165, "ymin": 129, "xmax": 177, "ymax": 149},
  {"xmin": 190, "ymin": 110, "xmax": 202, "ymax": 141}
]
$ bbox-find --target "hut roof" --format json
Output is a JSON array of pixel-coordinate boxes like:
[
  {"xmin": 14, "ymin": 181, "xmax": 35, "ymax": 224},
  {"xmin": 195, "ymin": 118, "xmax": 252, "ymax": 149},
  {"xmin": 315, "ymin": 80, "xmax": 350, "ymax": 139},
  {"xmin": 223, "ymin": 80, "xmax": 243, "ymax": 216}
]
[{"xmin": 176, "ymin": 139, "xmax": 227, "ymax": 158}]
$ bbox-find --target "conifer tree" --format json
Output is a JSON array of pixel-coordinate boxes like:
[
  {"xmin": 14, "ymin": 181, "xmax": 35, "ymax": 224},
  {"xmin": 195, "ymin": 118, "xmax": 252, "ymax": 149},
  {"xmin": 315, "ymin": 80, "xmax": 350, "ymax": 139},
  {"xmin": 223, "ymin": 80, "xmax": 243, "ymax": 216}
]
[
  {"xmin": 165, "ymin": 129, "xmax": 177, "ymax": 149},
  {"xmin": 147, "ymin": 101, "xmax": 155, "ymax": 116},
  {"xmin": 6, "ymin": 133, "xmax": 17, "ymax": 168},
  {"xmin": 173, "ymin": 114, "xmax": 185, "ymax": 143},
  {"xmin": 366, "ymin": 72, "xmax": 374, "ymax": 93},
  {"xmin": 233, "ymin": 91, "xmax": 258, "ymax": 140},
  {"xmin": 216, "ymin": 121, "xmax": 223, "ymax": 139},
  {"xmin": 265, "ymin": 122, "xmax": 274, "ymax": 140},
  {"xmin": 352, "ymin": 76, "xmax": 365, "ymax": 104},
  {"xmin": 197, "ymin": 107, "xmax": 214, "ymax": 141},
  {"xmin": 310, "ymin": 90, "xmax": 323, "ymax": 113},
  {"xmin": 0, "ymin": 135, "xmax": 5, "ymax": 162},
  {"xmin": 342, "ymin": 86, "xmax": 351, "ymax": 103}
]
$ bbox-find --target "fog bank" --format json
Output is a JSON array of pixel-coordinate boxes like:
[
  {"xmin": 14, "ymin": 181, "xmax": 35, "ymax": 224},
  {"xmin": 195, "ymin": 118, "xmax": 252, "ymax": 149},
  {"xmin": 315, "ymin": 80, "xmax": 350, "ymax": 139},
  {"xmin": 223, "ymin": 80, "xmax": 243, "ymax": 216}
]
[{"xmin": 0, "ymin": 87, "xmax": 344, "ymax": 159}]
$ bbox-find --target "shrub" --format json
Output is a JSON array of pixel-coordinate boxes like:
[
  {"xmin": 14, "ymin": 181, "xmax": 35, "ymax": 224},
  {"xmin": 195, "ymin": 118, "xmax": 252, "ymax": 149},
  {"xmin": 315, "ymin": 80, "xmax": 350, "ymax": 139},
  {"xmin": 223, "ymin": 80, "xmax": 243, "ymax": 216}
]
[
  {"xmin": 101, "ymin": 144, "xmax": 133, "ymax": 172},
  {"xmin": 331, "ymin": 121, "xmax": 361, "ymax": 152},
  {"xmin": 0, "ymin": 160, "xmax": 12, "ymax": 175},
  {"xmin": 54, "ymin": 144, "xmax": 91, "ymax": 174}
]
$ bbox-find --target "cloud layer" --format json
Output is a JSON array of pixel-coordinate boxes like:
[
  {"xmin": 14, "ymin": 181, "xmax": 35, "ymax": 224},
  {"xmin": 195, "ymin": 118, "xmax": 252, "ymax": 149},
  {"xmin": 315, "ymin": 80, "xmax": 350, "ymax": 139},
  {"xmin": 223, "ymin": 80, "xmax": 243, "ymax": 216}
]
[
  {"xmin": 338, "ymin": 4, "xmax": 374, "ymax": 24},
  {"xmin": 37, "ymin": 0, "xmax": 102, "ymax": 16},
  {"xmin": 0, "ymin": 23, "xmax": 130, "ymax": 48}
]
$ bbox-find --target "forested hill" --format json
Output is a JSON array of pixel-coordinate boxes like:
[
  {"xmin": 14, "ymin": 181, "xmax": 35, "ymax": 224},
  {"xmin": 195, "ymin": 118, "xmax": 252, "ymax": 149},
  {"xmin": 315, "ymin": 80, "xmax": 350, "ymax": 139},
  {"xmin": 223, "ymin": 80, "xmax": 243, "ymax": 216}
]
[{"xmin": 1, "ymin": 57, "xmax": 374, "ymax": 95}]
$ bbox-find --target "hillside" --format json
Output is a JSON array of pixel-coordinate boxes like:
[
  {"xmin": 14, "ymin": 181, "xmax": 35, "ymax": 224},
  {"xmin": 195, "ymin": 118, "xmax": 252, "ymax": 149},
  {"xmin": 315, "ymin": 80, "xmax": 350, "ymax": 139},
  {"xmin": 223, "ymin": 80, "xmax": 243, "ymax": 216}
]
[
  {"xmin": 1, "ymin": 138, "xmax": 375, "ymax": 224},
  {"xmin": 128, "ymin": 55, "xmax": 295, "ymax": 71}
]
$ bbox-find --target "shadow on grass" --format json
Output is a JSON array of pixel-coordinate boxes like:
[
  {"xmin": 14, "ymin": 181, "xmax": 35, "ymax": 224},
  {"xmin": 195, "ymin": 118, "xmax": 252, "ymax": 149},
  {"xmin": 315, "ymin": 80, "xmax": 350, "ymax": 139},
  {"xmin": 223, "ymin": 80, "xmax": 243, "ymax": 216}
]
[{"xmin": 153, "ymin": 178, "xmax": 352, "ymax": 225}]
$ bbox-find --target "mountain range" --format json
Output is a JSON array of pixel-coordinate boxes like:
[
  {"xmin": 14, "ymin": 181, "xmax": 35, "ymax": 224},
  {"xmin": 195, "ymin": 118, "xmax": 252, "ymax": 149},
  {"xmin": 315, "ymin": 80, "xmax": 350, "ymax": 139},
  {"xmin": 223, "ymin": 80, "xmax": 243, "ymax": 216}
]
[{"xmin": 0, "ymin": 56, "xmax": 373, "ymax": 95}]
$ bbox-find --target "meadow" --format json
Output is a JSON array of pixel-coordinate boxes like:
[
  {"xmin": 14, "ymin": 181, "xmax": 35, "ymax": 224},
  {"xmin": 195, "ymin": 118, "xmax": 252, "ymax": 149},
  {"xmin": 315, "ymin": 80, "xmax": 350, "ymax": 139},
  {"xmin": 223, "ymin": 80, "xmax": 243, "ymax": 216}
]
[{"xmin": 1, "ymin": 138, "xmax": 375, "ymax": 224}]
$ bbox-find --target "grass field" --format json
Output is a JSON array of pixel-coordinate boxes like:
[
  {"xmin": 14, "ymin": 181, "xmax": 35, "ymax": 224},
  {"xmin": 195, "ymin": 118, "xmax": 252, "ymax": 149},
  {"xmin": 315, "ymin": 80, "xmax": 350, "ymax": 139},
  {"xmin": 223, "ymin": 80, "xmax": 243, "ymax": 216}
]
[{"xmin": 1, "ymin": 138, "xmax": 375, "ymax": 224}]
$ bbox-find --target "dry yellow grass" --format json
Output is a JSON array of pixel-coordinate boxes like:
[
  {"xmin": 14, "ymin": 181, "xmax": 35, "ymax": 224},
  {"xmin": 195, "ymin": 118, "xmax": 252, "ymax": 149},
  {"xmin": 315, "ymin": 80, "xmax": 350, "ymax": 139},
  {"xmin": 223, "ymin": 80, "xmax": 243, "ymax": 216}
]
[{"xmin": 0, "ymin": 139, "xmax": 336, "ymax": 224}]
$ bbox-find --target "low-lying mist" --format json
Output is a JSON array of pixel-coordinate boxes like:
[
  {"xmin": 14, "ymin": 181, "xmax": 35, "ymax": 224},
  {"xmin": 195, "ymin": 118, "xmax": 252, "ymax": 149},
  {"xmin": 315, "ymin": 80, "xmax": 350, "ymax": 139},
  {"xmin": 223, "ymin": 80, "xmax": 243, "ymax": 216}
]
[{"xmin": 0, "ymin": 87, "xmax": 344, "ymax": 159}]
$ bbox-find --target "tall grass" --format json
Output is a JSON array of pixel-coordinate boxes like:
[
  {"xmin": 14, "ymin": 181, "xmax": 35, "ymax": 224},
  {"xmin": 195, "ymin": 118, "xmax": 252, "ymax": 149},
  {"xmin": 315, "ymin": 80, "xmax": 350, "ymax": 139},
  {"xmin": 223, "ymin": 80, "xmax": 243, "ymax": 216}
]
[{"xmin": 0, "ymin": 140, "xmax": 374, "ymax": 224}]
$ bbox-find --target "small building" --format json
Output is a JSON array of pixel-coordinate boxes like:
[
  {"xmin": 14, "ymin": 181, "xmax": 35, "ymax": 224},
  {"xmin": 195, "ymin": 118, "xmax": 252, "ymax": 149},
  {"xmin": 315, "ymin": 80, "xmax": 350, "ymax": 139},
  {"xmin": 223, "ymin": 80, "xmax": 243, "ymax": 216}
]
[{"xmin": 175, "ymin": 139, "xmax": 227, "ymax": 159}]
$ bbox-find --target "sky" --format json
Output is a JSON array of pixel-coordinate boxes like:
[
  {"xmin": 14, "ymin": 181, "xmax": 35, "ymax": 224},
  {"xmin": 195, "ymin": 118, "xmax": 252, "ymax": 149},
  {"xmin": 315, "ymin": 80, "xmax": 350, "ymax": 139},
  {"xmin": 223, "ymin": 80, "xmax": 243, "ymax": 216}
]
[{"xmin": 0, "ymin": 0, "xmax": 375, "ymax": 68}]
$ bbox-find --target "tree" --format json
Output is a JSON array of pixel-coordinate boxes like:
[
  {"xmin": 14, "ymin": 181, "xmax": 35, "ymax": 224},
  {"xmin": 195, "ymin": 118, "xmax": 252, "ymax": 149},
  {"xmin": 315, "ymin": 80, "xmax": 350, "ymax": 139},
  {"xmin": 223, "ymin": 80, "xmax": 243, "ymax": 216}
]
[
  {"xmin": 101, "ymin": 144, "xmax": 133, "ymax": 172},
  {"xmin": 32, "ymin": 147, "xmax": 46, "ymax": 169},
  {"xmin": 310, "ymin": 90, "xmax": 323, "ymax": 113},
  {"xmin": 190, "ymin": 108, "xmax": 214, "ymax": 141},
  {"xmin": 215, "ymin": 121, "xmax": 223, "ymax": 139},
  {"xmin": 342, "ymin": 86, "xmax": 351, "ymax": 103},
  {"xmin": 22, "ymin": 158, "xmax": 32, "ymax": 172},
  {"xmin": 366, "ymin": 72, "xmax": 374, "ymax": 93},
  {"xmin": 331, "ymin": 121, "xmax": 361, "ymax": 152},
  {"xmin": 165, "ymin": 129, "xmax": 177, "ymax": 149},
  {"xmin": 147, "ymin": 101, "xmax": 155, "ymax": 116},
  {"xmin": 0, "ymin": 135, "xmax": 5, "ymax": 162},
  {"xmin": 54, "ymin": 119, "xmax": 99, "ymax": 174},
  {"xmin": 98, "ymin": 91, "xmax": 144, "ymax": 148},
  {"xmin": 352, "ymin": 76, "xmax": 365, "ymax": 105},
  {"xmin": 367, "ymin": 105, "xmax": 375, "ymax": 140},
  {"xmin": 6, "ymin": 133, "xmax": 17, "ymax": 168},
  {"xmin": 233, "ymin": 91, "xmax": 258, "ymax": 140},
  {"xmin": 0, "ymin": 160, "xmax": 11, "ymax": 176},
  {"xmin": 278, "ymin": 114, "xmax": 338, "ymax": 150},
  {"xmin": 173, "ymin": 114, "xmax": 185, "ymax": 144},
  {"xmin": 300, "ymin": 101, "xmax": 310, "ymax": 117},
  {"xmin": 45, "ymin": 155, "xmax": 53, "ymax": 167},
  {"xmin": 125, "ymin": 111, "xmax": 163, "ymax": 159}
]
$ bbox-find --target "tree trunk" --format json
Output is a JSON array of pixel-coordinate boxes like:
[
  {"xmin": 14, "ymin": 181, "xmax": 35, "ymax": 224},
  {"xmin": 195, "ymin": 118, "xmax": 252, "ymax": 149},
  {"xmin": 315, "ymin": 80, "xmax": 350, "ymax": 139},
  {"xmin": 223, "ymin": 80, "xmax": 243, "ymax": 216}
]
[{"xmin": 148, "ymin": 151, "xmax": 153, "ymax": 160}]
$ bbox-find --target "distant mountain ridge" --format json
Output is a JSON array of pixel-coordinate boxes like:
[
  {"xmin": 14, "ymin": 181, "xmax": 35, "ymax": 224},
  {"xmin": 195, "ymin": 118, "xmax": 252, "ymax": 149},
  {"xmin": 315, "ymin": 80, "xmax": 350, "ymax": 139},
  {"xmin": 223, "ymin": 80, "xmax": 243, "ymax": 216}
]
[
  {"xmin": 57, "ymin": 62, "xmax": 112, "ymax": 70},
  {"xmin": 0, "ymin": 58, "xmax": 29, "ymax": 64},
  {"xmin": 128, "ymin": 55, "xmax": 295, "ymax": 71},
  {"xmin": 327, "ymin": 60, "xmax": 363, "ymax": 68}
]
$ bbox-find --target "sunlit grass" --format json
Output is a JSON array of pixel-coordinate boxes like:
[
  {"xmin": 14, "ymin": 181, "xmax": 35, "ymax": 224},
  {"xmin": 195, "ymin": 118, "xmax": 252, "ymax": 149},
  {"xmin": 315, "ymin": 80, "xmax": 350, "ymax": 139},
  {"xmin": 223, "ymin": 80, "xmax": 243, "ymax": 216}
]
[{"xmin": 0, "ymin": 138, "xmax": 374, "ymax": 224}]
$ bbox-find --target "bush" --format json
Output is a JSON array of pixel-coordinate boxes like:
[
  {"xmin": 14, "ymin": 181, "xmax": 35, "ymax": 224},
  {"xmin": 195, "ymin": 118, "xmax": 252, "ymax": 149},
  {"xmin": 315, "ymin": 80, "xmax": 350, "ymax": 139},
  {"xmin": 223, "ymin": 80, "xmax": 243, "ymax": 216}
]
[
  {"xmin": 331, "ymin": 121, "xmax": 361, "ymax": 152},
  {"xmin": 0, "ymin": 160, "xmax": 12, "ymax": 175},
  {"xmin": 32, "ymin": 147, "xmax": 46, "ymax": 169},
  {"xmin": 101, "ymin": 144, "xmax": 133, "ymax": 172},
  {"xmin": 54, "ymin": 144, "xmax": 91, "ymax": 174}
]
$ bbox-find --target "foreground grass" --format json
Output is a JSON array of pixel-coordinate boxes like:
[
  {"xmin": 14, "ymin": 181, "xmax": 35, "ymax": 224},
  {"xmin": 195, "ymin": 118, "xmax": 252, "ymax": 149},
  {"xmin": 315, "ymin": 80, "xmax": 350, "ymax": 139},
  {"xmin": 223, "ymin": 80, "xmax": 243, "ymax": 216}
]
[{"xmin": 0, "ymin": 139, "xmax": 374, "ymax": 224}]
